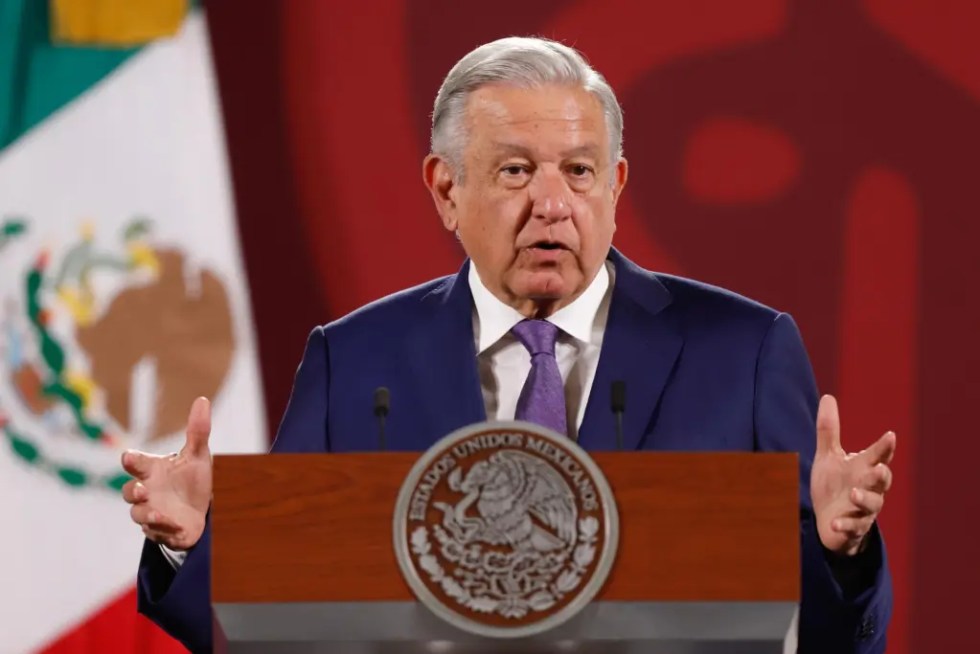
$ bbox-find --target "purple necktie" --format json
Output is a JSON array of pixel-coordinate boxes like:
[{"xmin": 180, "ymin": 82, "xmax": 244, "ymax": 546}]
[{"xmin": 511, "ymin": 319, "xmax": 567, "ymax": 436}]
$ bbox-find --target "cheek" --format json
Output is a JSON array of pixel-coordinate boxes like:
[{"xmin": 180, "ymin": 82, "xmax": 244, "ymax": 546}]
[
  {"xmin": 461, "ymin": 195, "xmax": 524, "ymax": 253},
  {"xmin": 482, "ymin": 196, "xmax": 525, "ymax": 234},
  {"xmin": 574, "ymin": 199, "xmax": 615, "ymax": 243}
]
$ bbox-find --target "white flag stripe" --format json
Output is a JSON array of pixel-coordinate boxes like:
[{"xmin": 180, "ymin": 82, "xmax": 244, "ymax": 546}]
[{"xmin": 0, "ymin": 12, "xmax": 265, "ymax": 652}]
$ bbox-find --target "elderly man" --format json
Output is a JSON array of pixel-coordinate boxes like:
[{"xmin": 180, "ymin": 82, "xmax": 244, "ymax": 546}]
[{"xmin": 124, "ymin": 37, "xmax": 894, "ymax": 653}]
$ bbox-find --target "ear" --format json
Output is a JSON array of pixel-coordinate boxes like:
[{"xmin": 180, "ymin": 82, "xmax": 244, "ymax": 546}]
[
  {"xmin": 423, "ymin": 154, "xmax": 460, "ymax": 232},
  {"xmin": 611, "ymin": 158, "xmax": 629, "ymax": 207}
]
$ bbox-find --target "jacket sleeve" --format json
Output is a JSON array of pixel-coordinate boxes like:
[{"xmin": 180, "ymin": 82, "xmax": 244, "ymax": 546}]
[
  {"xmin": 754, "ymin": 313, "xmax": 893, "ymax": 653},
  {"xmin": 135, "ymin": 326, "xmax": 331, "ymax": 653}
]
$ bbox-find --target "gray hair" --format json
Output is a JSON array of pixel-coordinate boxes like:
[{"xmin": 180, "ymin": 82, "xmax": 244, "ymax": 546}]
[{"xmin": 430, "ymin": 37, "xmax": 624, "ymax": 180}]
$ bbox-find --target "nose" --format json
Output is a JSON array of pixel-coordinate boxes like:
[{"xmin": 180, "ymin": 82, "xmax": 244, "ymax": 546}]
[{"xmin": 529, "ymin": 169, "xmax": 572, "ymax": 224}]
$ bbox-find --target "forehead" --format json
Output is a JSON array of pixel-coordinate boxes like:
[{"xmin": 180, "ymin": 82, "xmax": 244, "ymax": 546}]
[{"xmin": 463, "ymin": 84, "xmax": 608, "ymax": 155}]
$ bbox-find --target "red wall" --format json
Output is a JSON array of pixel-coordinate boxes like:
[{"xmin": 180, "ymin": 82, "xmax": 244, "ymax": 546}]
[{"xmin": 208, "ymin": 1, "xmax": 980, "ymax": 651}]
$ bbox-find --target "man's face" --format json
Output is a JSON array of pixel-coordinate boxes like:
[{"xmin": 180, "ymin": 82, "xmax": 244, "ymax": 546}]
[{"xmin": 425, "ymin": 84, "xmax": 627, "ymax": 316}]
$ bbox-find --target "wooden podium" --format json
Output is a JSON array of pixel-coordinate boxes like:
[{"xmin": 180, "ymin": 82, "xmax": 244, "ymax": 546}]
[{"xmin": 211, "ymin": 452, "xmax": 800, "ymax": 653}]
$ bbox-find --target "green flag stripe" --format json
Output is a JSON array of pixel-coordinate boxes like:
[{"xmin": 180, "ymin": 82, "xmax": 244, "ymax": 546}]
[{"xmin": 0, "ymin": 0, "xmax": 138, "ymax": 151}]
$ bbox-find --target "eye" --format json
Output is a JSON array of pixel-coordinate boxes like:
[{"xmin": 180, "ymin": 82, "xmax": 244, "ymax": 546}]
[
  {"xmin": 498, "ymin": 163, "xmax": 532, "ymax": 187},
  {"xmin": 567, "ymin": 164, "xmax": 593, "ymax": 177}
]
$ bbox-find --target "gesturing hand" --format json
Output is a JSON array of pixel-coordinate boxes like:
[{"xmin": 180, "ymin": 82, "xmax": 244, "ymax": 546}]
[
  {"xmin": 811, "ymin": 395, "xmax": 896, "ymax": 556},
  {"xmin": 121, "ymin": 397, "xmax": 213, "ymax": 551}
]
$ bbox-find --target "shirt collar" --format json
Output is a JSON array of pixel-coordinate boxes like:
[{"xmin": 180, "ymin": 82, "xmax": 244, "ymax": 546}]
[{"xmin": 468, "ymin": 261, "xmax": 611, "ymax": 354}]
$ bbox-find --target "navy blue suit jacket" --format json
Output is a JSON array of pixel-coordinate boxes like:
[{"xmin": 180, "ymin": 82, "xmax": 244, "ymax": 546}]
[{"xmin": 137, "ymin": 249, "xmax": 892, "ymax": 653}]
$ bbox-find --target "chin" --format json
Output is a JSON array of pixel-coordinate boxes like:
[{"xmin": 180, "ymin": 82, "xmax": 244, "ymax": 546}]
[{"xmin": 512, "ymin": 270, "xmax": 578, "ymax": 301}]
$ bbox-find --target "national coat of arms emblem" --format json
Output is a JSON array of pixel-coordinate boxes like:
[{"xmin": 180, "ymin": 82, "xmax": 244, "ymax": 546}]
[
  {"xmin": 393, "ymin": 421, "xmax": 619, "ymax": 638},
  {"xmin": 0, "ymin": 217, "xmax": 236, "ymax": 492}
]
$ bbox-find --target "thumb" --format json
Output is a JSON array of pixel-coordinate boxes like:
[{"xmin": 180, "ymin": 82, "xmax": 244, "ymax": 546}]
[
  {"xmin": 183, "ymin": 397, "xmax": 212, "ymax": 459},
  {"xmin": 816, "ymin": 394, "xmax": 843, "ymax": 456}
]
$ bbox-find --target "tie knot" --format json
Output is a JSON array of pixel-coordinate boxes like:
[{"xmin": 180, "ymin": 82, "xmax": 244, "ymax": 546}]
[{"xmin": 511, "ymin": 319, "xmax": 559, "ymax": 356}]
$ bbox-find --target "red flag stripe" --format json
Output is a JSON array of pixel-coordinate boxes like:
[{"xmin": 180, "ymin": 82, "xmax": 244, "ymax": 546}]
[{"xmin": 37, "ymin": 587, "xmax": 187, "ymax": 654}]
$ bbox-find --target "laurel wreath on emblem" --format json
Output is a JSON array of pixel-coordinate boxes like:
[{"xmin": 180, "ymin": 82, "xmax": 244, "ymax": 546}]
[
  {"xmin": 0, "ymin": 218, "xmax": 153, "ymax": 492},
  {"xmin": 410, "ymin": 516, "xmax": 599, "ymax": 619}
]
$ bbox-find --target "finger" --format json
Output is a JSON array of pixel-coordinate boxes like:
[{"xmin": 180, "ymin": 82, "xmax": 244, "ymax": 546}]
[
  {"xmin": 816, "ymin": 395, "xmax": 843, "ymax": 456},
  {"xmin": 141, "ymin": 523, "xmax": 179, "ymax": 545},
  {"xmin": 857, "ymin": 431, "xmax": 897, "ymax": 466},
  {"xmin": 146, "ymin": 510, "xmax": 182, "ymax": 532},
  {"xmin": 141, "ymin": 524, "xmax": 164, "ymax": 543},
  {"xmin": 121, "ymin": 480, "xmax": 148, "ymax": 505},
  {"xmin": 129, "ymin": 502, "xmax": 180, "ymax": 528},
  {"xmin": 183, "ymin": 397, "xmax": 212, "ymax": 459},
  {"xmin": 858, "ymin": 463, "xmax": 893, "ymax": 494},
  {"xmin": 850, "ymin": 487, "xmax": 884, "ymax": 516},
  {"xmin": 832, "ymin": 515, "xmax": 875, "ymax": 538},
  {"xmin": 140, "ymin": 519, "xmax": 198, "ymax": 549},
  {"xmin": 130, "ymin": 503, "xmax": 152, "ymax": 525},
  {"xmin": 121, "ymin": 450, "xmax": 154, "ymax": 481}
]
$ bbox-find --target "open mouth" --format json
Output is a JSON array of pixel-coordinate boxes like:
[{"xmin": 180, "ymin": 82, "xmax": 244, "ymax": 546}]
[{"xmin": 529, "ymin": 241, "xmax": 564, "ymax": 251}]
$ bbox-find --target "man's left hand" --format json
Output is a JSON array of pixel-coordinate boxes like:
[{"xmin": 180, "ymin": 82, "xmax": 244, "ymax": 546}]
[{"xmin": 811, "ymin": 394, "xmax": 896, "ymax": 556}]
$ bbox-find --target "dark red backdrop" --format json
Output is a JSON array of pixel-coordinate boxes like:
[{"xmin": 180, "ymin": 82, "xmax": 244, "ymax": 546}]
[
  {"xmin": 217, "ymin": 1, "xmax": 980, "ymax": 651},
  {"xmin": 39, "ymin": 2, "xmax": 979, "ymax": 652}
]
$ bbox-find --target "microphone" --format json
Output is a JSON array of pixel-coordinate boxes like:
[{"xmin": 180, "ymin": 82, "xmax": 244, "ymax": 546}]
[
  {"xmin": 611, "ymin": 381, "xmax": 626, "ymax": 450},
  {"xmin": 373, "ymin": 387, "xmax": 390, "ymax": 450}
]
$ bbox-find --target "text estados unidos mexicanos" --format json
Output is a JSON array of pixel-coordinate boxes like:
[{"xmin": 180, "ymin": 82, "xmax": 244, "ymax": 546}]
[{"xmin": 408, "ymin": 432, "xmax": 600, "ymax": 521}]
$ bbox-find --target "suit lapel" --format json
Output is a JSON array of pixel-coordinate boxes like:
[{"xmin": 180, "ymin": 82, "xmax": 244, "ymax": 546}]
[
  {"xmin": 409, "ymin": 260, "xmax": 486, "ymax": 441},
  {"xmin": 406, "ymin": 253, "xmax": 680, "ymax": 450},
  {"xmin": 578, "ymin": 249, "xmax": 682, "ymax": 451}
]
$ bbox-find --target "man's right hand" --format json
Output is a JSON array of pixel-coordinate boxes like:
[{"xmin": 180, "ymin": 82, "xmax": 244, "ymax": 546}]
[{"xmin": 121, "ymin": 397, "xmax": 213, "ymax": 551}]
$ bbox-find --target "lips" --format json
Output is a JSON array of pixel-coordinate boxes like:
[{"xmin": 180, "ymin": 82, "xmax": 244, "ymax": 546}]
[
  {"xmin": 525, "ymin": 240, "xmax": 568, "ymax": 251},
  {"xmin": 521, "ymin": 241, "xmax": 569, "ymax": 264}
]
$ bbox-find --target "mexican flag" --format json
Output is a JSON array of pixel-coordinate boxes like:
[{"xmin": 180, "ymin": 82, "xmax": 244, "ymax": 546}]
[{"xmin": 0, "ymin": 1, "xmax": 266, "ymax": 651}]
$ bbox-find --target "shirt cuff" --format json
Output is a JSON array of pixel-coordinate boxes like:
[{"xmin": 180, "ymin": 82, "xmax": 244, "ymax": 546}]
[{"xmin": 158, "ymin": 543, "xmax": 188, "ymax": 570}]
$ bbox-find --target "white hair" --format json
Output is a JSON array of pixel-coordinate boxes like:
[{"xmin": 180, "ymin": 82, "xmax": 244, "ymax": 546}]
[{"xmin": 430, "ymin": 36, "xmax": 624, "ymax": 180}]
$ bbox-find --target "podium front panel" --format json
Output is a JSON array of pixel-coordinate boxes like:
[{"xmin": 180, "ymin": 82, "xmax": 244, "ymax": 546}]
[{"xmin": 212, "ymin": 451, "xmax": 799, "ymax": 652}]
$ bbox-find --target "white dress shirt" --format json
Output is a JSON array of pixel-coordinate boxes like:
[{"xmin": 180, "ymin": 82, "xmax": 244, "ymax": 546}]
[
  {"xmin": 161, "ymin": 262, "xmax": 615, "ymax": 568},
  {"xmin": 470, "ymin": 261, "xmax": 614, "ymax": 441}
]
